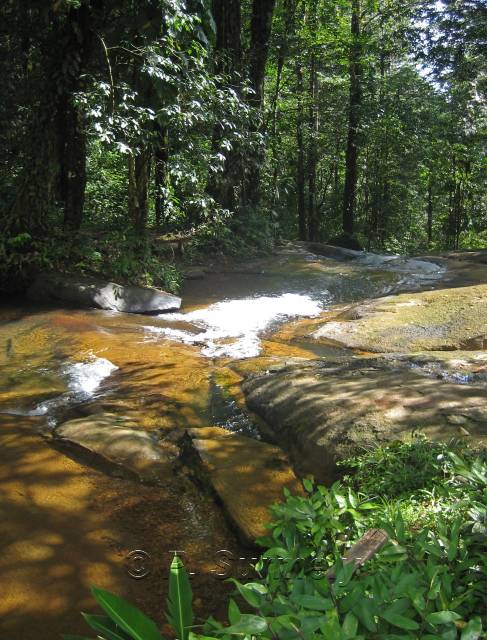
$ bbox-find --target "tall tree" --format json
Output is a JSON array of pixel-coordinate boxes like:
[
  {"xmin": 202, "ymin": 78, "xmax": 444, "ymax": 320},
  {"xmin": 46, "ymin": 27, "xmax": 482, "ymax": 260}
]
[{"xmin": 342, "ymin": 0, "xmax": 362, "ymax": 237}]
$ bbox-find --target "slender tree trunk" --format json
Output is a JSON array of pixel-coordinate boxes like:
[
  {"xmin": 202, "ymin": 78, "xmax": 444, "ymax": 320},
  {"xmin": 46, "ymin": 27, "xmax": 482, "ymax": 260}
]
[
  {"xmin": 269, "ymin": 0, "xmax": 297, "ymax": 205},
  {"xmin": 427, "ymin": 178, "xmax": 433, "ymax": 246},
  {"xmin": 128, "ymin": 149, "xmax": 151, "ymax": 235},
  {"xmin": 154, "ymin": 128, "xmax": 169, "ymax": 230},
  {"xmin": 208, "ymin": 0, "xmax": 242, "ymax": 211},
  {"xmin": 307, "ymin": 51, "xmax": 319, "ymax": 241},
  {"xmin": 296, "ymin": 64, "xmax": 307, "ymax": 240},
  {"xmin": 342, "ymin": 0, "xmax": 362, "ymax": 236}
]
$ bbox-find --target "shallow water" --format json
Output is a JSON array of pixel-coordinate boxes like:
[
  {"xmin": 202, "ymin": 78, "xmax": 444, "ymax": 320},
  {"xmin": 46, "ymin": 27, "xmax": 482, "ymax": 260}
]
[
  {"xmin": 0, "ymin": 245, "xmax": 450, "ymax": 635},
  {"xmin": 0, "ymin": 245, "xmax": 444, "ymax": 430}
]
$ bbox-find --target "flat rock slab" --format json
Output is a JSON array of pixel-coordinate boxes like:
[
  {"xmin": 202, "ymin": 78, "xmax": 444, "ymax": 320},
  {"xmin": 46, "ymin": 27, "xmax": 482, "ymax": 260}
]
[
  {"xmin": 312, "ymin": 283, "xmax": 487, "ymax": 353},
  {"xmin": 28, "ymin": 273, "xmax": 181, "ymax": 314},
  {"xmin": 183, "ymin": 427, "xmax": 304, "ymax": 544},
  {"xmin": 54, "ymin": 413, "xmax": 177, "ymax": 483},
  {"xmin": 242, "ymin": 359, "xmax": 487, "ymax": 483}
]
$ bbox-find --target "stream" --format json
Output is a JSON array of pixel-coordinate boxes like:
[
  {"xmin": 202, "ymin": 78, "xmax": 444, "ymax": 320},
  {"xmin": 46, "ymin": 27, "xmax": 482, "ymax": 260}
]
[
  {"xmin": 0, "ymin": 243, "xmax": 449, "ymax": 637},
  {"xmin": 0, "ymin": 244, "xmax": 444, "ymax": 430}
]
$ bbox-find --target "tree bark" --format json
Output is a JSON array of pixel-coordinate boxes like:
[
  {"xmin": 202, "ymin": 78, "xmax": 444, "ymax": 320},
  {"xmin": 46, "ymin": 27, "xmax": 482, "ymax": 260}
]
[
  {"xmin": 248, "ymin": 0, "xmax": 277, "ymax": 110},
  {"xmin": 342, "ymin": 0, "xmax": 362, "ymax": 236},
  {"xmin": 60, "ymin": 98, "xmax": 87, "ymax": 231},
  {"xmin": 242, "ymin": 0, "xmax": 276, "ymax": 209},
  {"xmin": 427, "ymin": 178, "xmax": 433, "ymax": 246},
  {"xmin": 128, "ymin": 149, "xmax": 151, "ymax": 235},
  {"xmin": 59, "ymin": 1, "xmax": 94, "ymax": 231},
  {"xmin": 154, "ymin": 128, "xmax": 169, "ymax": 230},
  {"xmin": 307, "ymin": 49, "xmax": 319, "ymax": 241},
  {"xmin": 212, "ymin": 0, "xmax": 242, "ymax": 75},
  {"xmin": 296, "ymin": 64, "xmax": 307, "ymax": 240},
  {"xmin": 208, "ymin": 0, "xmax": 242, "ymax": 211}
]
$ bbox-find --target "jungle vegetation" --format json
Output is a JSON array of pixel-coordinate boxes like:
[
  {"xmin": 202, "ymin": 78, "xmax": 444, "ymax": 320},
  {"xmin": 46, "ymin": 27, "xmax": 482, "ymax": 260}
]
[{"xmin": 0, "ymin": 0, "xmax": 486, "ymax": 290}]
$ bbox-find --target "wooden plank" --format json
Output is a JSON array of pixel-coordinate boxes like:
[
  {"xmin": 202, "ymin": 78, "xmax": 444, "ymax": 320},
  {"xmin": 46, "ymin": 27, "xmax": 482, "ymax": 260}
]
[{"xmin": 327, "ymin": 528, "xmax": 389, "ymax": 582}]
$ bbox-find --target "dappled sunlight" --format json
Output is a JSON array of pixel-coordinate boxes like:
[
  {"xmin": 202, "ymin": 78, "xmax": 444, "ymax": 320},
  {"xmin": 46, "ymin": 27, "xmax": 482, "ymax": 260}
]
[{"xmin": 0, "ymin": 414, "xmax": 245, "ymax": 638}]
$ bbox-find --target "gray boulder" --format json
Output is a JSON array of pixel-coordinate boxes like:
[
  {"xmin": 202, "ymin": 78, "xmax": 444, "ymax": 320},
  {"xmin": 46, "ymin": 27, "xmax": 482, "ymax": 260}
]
[{"xmin": 28, "ymin": 273, "xmax": 181, "ymax": 314}]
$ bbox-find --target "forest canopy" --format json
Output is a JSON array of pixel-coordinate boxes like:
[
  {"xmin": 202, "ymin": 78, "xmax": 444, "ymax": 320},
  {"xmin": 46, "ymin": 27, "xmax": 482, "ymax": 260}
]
[{"xmin": 0, "ymin": 0, "xmax": 486, "ymax": 290}]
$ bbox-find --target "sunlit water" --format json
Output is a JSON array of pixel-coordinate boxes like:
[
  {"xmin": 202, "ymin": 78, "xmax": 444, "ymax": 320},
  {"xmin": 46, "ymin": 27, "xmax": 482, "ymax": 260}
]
[
  {"xmin": 146, "ymin": 293, "xmax": 325, "ymax": 359},
  {"xmin": 0, "ymin": 245, "xmax": 446, "ymax": 429},
  {"xmin": 28, "ymin": 354, "xmax": 118, "ymax": 423}
]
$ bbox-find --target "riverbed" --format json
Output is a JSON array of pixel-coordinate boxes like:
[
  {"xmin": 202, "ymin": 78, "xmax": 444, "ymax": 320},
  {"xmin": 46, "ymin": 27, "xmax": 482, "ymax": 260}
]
[{"xmin": 1, "ymin": 243, "xmax": 478, "ymax": 638}]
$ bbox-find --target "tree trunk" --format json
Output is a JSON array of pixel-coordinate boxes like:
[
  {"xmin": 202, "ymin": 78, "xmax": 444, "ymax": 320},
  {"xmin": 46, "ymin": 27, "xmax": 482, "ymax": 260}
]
[
  {"xmin": 243, "ymin": 0, "xmax": 276, "ymax": 209},
  {"xmin": 59, "ymin": 1, "xmax": 94, "ymax": 231},
  {"xmin": 296, "ymin": 64, "xmax": 307, "ymax": 240},
  {"xmin": 269, "ymin": 0, "xmax": 297, "ymax": 206},
  {"xmin": 154, "ymin": 128, "xmax": 169, "ymax": 230},
  {"xmin": 60, "ymin": 98, "xmax": 87, "ymax": 231},
  {"xmin": 208, "ymin": 0, "xmax": 242, "ymax": 211},
  {"xmin": 342, "ymin": 0, "xmax": 362, "ymax": 236},
  {"xmin": 427, "ymin": 178, "xmax": 433, "ymax": 246},
  {"xmin": 212, "ymin": 0, "xmax": 242, "ymax": 75},
  {"xmin": 128, "ymin": 149, "xmax": 151, "ymax": 235},
  {"xmin": 248, "ymin": 0, "xmax": 277, "ymax": 110},
  {"xmin": 6, "ymin": 2, "xmax": 95, "ymax": 235},
  {"xmin": 307, "ymin": 50, "xmax": 319, "ymax": 241}
]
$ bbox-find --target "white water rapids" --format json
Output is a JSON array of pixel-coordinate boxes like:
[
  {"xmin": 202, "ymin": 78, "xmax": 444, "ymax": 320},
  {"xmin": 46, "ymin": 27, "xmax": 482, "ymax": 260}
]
[{"xmin": 146, "ymin": 292, "xmax": 325, "ymax": 359}]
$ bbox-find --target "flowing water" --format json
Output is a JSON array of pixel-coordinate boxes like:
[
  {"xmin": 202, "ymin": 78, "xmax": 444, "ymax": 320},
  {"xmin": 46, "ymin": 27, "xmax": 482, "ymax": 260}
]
[
  {"xmin": 0, "ymin": 245, "xmax": 443, "ymax": 431},
  {"xmin": 0, "ymin": 244, "xmax": 447, "ymax": 637}
]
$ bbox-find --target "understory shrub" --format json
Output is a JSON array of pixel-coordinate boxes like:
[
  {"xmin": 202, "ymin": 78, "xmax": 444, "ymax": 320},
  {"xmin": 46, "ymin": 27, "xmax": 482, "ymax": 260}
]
[{"xmin": 67, "ymin": 441, "xmax": 487, "ymax": 639}]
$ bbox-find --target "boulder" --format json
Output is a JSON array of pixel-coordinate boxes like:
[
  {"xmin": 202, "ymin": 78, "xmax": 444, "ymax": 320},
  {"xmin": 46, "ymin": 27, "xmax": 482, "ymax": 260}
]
[
  {"xmin": 327, "ymin": 234, "xmax": 364, "ymax": 251},
  {"xmin": 27, "ymin": 273, "xmax": 181, "ymax": 314},
  {"xmin": 242, "ymin": 358, "xmax": 487, "ymax": 482},
  {"xmin": 181, "ymin": 427, "xmax": 304, "ymax": 544},
  {"xmin": 312, "ymin": 283, "xmax": 487, "ymax": 353},
  {"xmin": 54, "ymin": 413, "xmax": 177, "ymax": 482}
]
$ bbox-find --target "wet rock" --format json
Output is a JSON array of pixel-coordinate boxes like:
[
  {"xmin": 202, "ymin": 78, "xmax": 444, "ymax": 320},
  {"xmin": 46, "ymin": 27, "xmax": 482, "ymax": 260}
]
[
  {"xmin": 183, "ymin": 267, "xmax": 207, "ymax": 280},
  {"xmin": 312, "ymin": 284, "xmax": 487, "ymax": 353},
  {"xmin": 54, "ymin": 413, "xmax": 177, "ymax": 482},
  {"xmin": 242, "ymin": 358, "xmax": 487, "ymax": 482},
  {"xmin": 181, "ymin": 427, "xmax": 304, "ymax": 544},
  {"xmin": 28, "ymin": 273, "xmax": 181, "ymax": 314}
]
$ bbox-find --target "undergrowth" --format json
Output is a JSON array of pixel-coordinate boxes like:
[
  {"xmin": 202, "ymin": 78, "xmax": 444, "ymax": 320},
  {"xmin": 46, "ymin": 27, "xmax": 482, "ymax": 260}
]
[{"xmin": 68, "ymin": 436, "xmax": 487, "ymax": 639}]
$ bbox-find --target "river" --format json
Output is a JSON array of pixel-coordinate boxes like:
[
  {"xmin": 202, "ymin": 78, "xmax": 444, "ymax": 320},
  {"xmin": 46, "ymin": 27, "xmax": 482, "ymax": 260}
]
[{"xmin": 0, "ymin": 243, "xmax": 447, "ymax": 638}]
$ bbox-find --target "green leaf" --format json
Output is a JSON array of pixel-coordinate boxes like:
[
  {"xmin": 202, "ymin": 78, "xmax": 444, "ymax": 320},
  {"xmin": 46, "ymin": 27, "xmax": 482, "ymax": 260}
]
[
  {"xmin": 342, "ymin": 612, "xmax": 358, "ymax": 638},
  {"xmin": 461, "ymin": 618, "xmax": 482, "ymax": 640},
  {"xmin": 227, "ymin": 599, "xmax": 240, "ymax": 625},
  {"xmin": 447, "ymin": 520, "xmax": 461, "ymax": 562},
  {"xmin": 381, "ymin": 611, "xmax": 420, "ymax": 631},
  {"xmin": 292, "ymin": 594, "xmax": 333, "ymax": 611},
  {"xmin": 230, "ymin": 581, "xmax": 266, "ymax": 608},
  {"xmin": 82, "ymin": 613, "xmax": 132, "ymax": 640},
  {"xmin": 91, "ymin": 586, "xmax": 163, "ymax": 640},
  {"xmin": 303, "ymin": 477, "xmax": 314, "ymax": 493},
  {"xmin": 426, "ymin": 611, "xmax": 462, "ymax": 625},
  {"xmin": 166, "ymin": 554, "xmax": 194, "ymax": 640},
  {"xmin": 220, "ymin": 614, "xmax": 268, "ymax": 636},
  {"xmin": 353, "ymin": 599, "xmax": 377, "ymax": 632}
]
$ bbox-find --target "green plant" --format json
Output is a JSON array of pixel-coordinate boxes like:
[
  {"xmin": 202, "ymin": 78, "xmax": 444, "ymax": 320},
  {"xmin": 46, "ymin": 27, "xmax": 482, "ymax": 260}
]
[
  {"xmin": 68, "ymin": 444, "xmax": 487, "ymax": 639},
  {"xmin": 65, "ymin": 554, "xmax": 194, "ymax": 640},
  {"xmin": 339, "ymin": 435, "xmax": 466, "ymax": 498}
]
